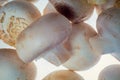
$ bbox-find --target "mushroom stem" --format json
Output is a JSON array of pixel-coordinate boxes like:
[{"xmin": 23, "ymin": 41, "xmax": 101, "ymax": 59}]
[{"xmin": 43, "ymin": 44, "xmax": 72, "ymax": 66}]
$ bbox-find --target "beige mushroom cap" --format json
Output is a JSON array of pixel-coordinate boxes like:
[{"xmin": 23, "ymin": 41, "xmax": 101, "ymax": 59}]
[{"xmin": 43, "ymin": 70, "xmax": 84, "ymax": 80}]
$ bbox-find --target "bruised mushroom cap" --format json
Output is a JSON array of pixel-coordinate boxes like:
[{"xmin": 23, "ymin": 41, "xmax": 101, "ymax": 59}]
[
  {"xmin": 43, "ymin": 2, "xmax": 57, "ymax": 15},
  {"xmin": 98, "ymin": 64, "xmax": 120, "ymax": 80},
  {"xmin": 43, "ymin": 70, "xmax": 84, "ymax": 80},
  {"xmin": 49, "ymin": 0, "xmax": 94, "ymax": 23},
  {"xmin": 96, "ymin": 7, "xmax": 120, "ymax": 60},
  {"xmin": 63, "ymin": 22, "xmax": 101, "ymax": 71},
  {"xmin": 0, "ymin": 0, "xmax": 41, "ymax": 47},
  {"xmin": 16, "ymin": 13, "xmax": 72, "ymax": 63},
  {"xmin": 0, "ymin": 49, "xmax": 36, "ymax": 80}
]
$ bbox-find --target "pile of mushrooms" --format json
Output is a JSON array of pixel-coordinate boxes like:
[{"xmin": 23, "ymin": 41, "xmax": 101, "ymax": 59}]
[{"xmin": 0, "ymin": 0, "xmax": 120, "ymax": 80}]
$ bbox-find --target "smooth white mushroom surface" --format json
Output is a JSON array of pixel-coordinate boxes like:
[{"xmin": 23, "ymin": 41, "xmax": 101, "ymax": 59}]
[
  {"xmin": 91, "ymin": 7, "xmax": 120, "ymax": 60},
  {"xmin": 63, "ymin": 22, "xmax": 101, "ymax": 71},
  {"xmin": 16, "ymin": 13, "xmax": 72, "ymax": 64},
  {"xmin": 98, "ymin": 64, "xmax": 120, "ymax": 80},
  {"xmin": 49, "ymin": 0, "xmax": 94, "ymax": 23},
  {"xmin": 0, "ymin": 49, "xmax": 36, "ymax": 80},
  {"xmin": 43, "ymin": 70, "xmax": 84, "ymax": 80},
  {"xmin": 0, "ymin": 0, "xmax": 41, "ymax": 47}
]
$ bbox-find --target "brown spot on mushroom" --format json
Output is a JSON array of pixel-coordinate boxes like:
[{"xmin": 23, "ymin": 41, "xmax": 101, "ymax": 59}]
[{"xmin": 55, "ymin": 3, "xmax": 76, "ymax": 21}]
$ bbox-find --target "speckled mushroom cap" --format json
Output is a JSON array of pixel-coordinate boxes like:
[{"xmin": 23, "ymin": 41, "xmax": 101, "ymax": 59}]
[
  {"xmin": 0, "ymin": 49, "xmax": 36, "ymax": 80},
  {"xmin": 0, "ymin": 0, "xmax": 41, "ymax": 47}
]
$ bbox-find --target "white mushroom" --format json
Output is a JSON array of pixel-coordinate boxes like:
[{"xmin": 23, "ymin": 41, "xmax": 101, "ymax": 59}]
[
  {"xmin": 43, "ymin": 2, "xmax": 57, "ymax": 15},
  {"xmin": 0, "ymin": 49, "xmax": 36, "ymax": 80},
  {"xmin": 16, "ymin": 13, "xmax": 72, "ymax": 66},
  {"xmin": 98, "ymin": 64, "xmax": 120, "ymax": 80},
  {"xmin": 90, "ymin": 7, "xmax": 120, "ymax": 61},
  {"xmin": 43, "ymin": 70, "xmax": 84, "ymax": 80},
  {"xmin": 63, "ymin": 22, "xmax": 101, "ymax": 71},
  {"xmin": 49, "ymin": 0, "xmax": 94, "ymax": 23},
  {"xmin": 0, "ymin": 0, "xmax": 41, "ymax": 47}
]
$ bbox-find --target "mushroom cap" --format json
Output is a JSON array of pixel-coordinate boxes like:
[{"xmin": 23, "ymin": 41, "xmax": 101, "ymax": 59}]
[
  {"xmin": 0, "ymin": 0, "xmax": 41, "ymax": 47},
  {"xmin": 96, "ymin": 7, "xmax": 120, "ymax": 58},
  {"xmin": 63, "ymin": 22, "xmax": 101, "ymax": 71},
  {"xmin": 49, "ymin": 0, "xmax": 94, "ymax": 23},
  {"xmin": 43, "ymin": 70, "xmax": 84, "ymax": 80},
  {"xmin": 16, "ymin": 13, "xmax": 72, "ymax": 63},
  {"xmin": 98, "ymin": 64, "xmax": 120, "ymax": 80},
  {"xmin": 0, "ymin": 49, "xmax": 36, "ymax": 80}
]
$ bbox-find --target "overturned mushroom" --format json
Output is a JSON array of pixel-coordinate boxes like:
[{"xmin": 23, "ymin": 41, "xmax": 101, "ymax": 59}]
[
  {"xmin": 16, "ymin": 13, "xmax": 72, "ymax": 66},
  {"xmin": 63, "ymin": 22, "xmax": 101, "ymax": 71},
  {"xmin": 90, "ymin": 7, "xmax": 120, "ymax": 61},
  {"xmin": 0, "ymin": 49, "xmax": 36, "ymax": 80},
  {"xmin": 0, "ymin": 0, "xmax": 41, "ymax": 47},
  {"xmin": 43, "ymin": 70, "xmax": 84, "ymax": 80},
  {"xmin": 98, "ymin": 64, "xmax": 120, "ymax": 80},
  {"xmin": 49, "ymin": 0, "xmax": 94, "ymax": 23}
]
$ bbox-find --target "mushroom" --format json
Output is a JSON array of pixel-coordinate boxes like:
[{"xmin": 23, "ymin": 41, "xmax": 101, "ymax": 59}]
[
  {"xmin": 89, "ymin": 0, "xmax": 118, "ymax": 14},
  {"xmin": 0, "ymin": 0, "xmax": 41, "ymax": 47},
  {"xmin": 98, "ymin": 64, "xmax": 120, "ymax": 80},
  {"xmin": 49, "ymin": 0, "xmax": 94, "ymax": 23},
  {"xmin": 43, "ymin": 2, "xmax": 57, "ymax": 15},
  {"xmin": 90, "ymin": 7, "xmax": 120, "ymax": 61},
  {"xmin": 63, "ymin": 22, "xmax": 101, "ymax": 71},
  {"xmin": 43, "ymin": 70, "xmax": 84, "ymax": 80},
  {"xmin": 16, "ymin": 13, "xmax": 72, "ymax": 66},
  {"xmin": 0, "ymin": 49, "xmax": 36, "ymax": 80}
]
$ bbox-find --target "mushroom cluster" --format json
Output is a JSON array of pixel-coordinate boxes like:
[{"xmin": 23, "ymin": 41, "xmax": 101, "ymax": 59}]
[{"xmin": 0, "ymin": 0, "xmax": 120, "ymax": 80}]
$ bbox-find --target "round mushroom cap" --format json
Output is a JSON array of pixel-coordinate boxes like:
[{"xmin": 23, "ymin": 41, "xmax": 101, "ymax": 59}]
[
  {"xmin": 43, "ymin": 70, "xmax": 84, "ymax": 80},
  {"xmin": 98, "ymin": 64, "xmax": 120, "ymax": 80},
  {"xmin": 0, "ymin": 49, "xmax": 36, "ymax": 80},
  {"xmin": 49, "ymin": 0, "xmax": 94, "ymax": 23},
  {"xmin": 0, "ymin": 0, "xmax": 41, "ymax": 47}
]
